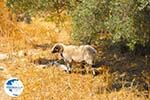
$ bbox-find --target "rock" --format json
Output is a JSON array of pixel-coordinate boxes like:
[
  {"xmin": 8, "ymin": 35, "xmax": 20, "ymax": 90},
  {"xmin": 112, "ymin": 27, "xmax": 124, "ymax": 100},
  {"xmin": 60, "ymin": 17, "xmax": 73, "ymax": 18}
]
[
  {"xmin": 18, "ymin": 50, "xmax": 26, "ymax": 57},
  {"xmin": 37, "ymin": 65, "xmax": 47, "ymax": 69},
  {"xmin": 0, "ymin": 66, "xmax": 5, "ymax": 71},
  {"xmin": 58, "ymin": 64, "xmax": 68, "ymax": 71},
  {"xmin": 53, "ymin": 62, "xmax": 68, "ymax": 71},
  {"xmin": 0, "ymin": 53, "xmax": 8, "ymax": 60}
]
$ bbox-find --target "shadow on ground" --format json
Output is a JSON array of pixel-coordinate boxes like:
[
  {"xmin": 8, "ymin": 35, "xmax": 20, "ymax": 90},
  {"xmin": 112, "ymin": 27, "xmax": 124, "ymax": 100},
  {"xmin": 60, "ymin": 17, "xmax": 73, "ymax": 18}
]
[{"xmin": 99, "ymin": 46, "xmax": 150, "ymax": 95}]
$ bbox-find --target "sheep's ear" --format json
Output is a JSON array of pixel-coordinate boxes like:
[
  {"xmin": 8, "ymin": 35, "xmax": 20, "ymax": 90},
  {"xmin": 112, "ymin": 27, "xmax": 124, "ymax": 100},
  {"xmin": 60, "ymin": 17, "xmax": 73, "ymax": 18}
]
[{"xmin": 58, "ymin": 45, "xmax": 64, "ymax": 53}]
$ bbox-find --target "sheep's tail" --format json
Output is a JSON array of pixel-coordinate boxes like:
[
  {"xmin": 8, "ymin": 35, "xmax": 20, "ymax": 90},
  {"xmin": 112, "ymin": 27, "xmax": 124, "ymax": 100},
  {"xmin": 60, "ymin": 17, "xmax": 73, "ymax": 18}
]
[
  {"xmin": 88, "ymin": 46, "xmax": 97, "ymax": 54},
  {"xmin": 92, "ymin": 47, "xmax": 97, "ymax": 54},
  {"xmin": 86, "ymin": 46, "xmax": 97, "ymax": 66}
]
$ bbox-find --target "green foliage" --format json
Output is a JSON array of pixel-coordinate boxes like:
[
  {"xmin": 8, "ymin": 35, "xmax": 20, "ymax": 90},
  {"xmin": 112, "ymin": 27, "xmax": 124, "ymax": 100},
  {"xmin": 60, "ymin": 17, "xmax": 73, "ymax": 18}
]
[
  {"xmin": 6, "ymin": 0, "xmax": 37, "ymax": 14},
  {"xmin": 71, "ymin": 0, "xmax": 150, "ymax": 50},
  {"xmin": 71, "ymin": 0, "xmax": 109, "ymax": 44},
  {"xmin": 6, "ymin": 0, "xmax": 69, "ymax": 15},
  {"xmin": 106, "ymin": 0, "xmax": 150, "ymax": 50},
  {"xmin": 105, "ymin": 0, "xmax": 137, "ymax": 50}
]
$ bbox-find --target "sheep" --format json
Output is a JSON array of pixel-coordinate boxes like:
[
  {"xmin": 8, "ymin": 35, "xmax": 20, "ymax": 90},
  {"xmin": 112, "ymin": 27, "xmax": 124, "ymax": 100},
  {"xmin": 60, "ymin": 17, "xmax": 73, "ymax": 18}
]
[{"xmin": 51, "ymin": 43, "xmax": 97, "ymax": 76}]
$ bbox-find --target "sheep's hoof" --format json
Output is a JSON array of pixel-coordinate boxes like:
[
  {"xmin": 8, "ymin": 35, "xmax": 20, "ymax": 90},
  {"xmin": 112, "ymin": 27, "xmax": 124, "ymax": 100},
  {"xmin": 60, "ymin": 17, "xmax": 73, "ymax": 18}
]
[
  {"xmin": 64, "ymin": 70, "xmax": 71, "ymax": 74},
  {"xmin": 92, "ymin": 74, "xmax": 97, "ymax": 77},
  {"xmin": 68, "ymin": 71, "xmax": 71, "ymax": 74},
  {"xmin": 92, "ymin": 71, "xmax": 99, "ymax": 77},
  {"xmin": 81, "ymin": 70, "xmax": 86, "ymax": 75}
]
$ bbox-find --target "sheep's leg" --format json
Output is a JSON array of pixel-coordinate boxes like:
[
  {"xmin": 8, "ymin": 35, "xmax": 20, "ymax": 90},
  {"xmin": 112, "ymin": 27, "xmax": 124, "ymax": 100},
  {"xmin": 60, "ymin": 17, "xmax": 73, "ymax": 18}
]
[
  {"xmin": 63, "ymin": 59, "xmax": 72, "ymax": 73},
  {"xmin": 86, "ymin": 60, "xmax": 97, "ymax": 76},
  {"xmin": 66, "ymin": 63, "xmax": 71, "ymax": 73},
  {"xmin": 92, "ymin": 67, "xmax": 96, "ymax": 76},
  {"xmin": 92, "ymin": 65, "xmax": 97, "ymax": 76}
]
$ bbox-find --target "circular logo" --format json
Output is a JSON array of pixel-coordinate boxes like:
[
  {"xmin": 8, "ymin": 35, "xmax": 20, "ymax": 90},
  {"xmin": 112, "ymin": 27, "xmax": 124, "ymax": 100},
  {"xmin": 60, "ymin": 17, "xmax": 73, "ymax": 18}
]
[{"xmin": 4, "ymin": 78, "xmax": 24, "ymax": 97}]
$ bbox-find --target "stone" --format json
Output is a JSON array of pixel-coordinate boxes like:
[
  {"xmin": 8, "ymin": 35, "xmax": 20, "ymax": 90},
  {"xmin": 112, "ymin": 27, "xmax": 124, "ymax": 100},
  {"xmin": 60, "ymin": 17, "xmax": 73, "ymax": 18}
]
[{"xmin": 0, "ymin": 53, "xmax": 8, "ymax": 60}]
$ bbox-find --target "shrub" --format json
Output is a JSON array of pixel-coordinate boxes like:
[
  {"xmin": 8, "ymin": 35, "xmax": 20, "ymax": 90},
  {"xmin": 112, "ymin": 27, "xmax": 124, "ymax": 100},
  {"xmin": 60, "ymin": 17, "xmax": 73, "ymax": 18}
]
[
  {"xmin": 71, "ymin": 0, "xmax": 109, "ymax": 44},
  {"xmin": 71, "ymin": 0, "xmax": 150, "ymax": 50}
]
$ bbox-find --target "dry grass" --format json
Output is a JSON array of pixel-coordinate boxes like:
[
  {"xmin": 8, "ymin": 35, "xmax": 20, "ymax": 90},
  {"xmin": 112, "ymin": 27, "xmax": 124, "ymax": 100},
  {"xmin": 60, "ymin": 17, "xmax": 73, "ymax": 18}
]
[
  {"xmin": 0, "ymin": 2, "xmax": 150, "ymax": 100},
  {"xmin": 1, "ymin": 54, "xmax": 149, "ymax": 100}
]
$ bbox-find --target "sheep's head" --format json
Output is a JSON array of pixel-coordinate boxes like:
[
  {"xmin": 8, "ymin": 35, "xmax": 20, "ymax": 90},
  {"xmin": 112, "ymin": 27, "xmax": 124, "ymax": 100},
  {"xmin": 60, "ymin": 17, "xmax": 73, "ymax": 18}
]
[{"xmin": 51, "ymin": 43, "xmax": 64, "ymax": 53}]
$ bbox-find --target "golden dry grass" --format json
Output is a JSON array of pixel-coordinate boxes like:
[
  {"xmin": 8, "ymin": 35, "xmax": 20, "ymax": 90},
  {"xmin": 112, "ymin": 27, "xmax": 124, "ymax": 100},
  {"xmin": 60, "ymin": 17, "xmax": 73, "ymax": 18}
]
[
  {"xmin": 1, "ymin": 53, "xmax": 149, "ymax": 100},
  {"xmin": 0, "ymin": 2, "xmax": 150, "ymax": 100}
]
